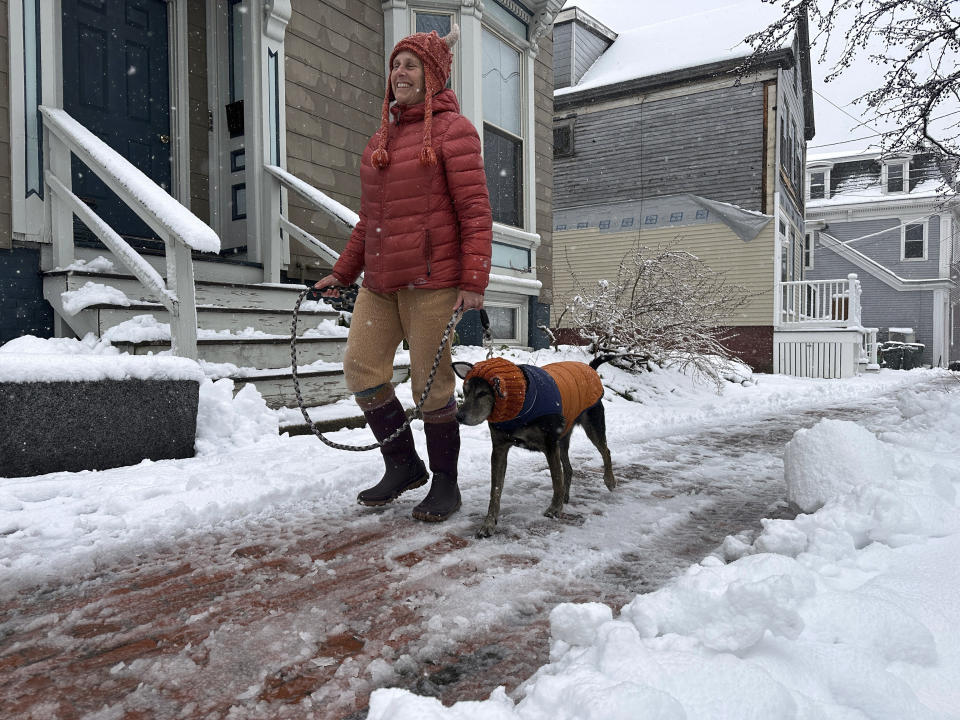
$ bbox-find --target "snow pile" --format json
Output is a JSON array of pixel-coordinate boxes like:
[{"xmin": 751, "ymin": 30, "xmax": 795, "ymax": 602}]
[
  {"xmin": 367, "ymin": 387, "xmax": 960, "ymax": 719},
  {"xmin": 195, "ymin": 378, "xmax": 280, "ymax": 455},
  {"xmin": 60, "ymin": 255, "xmax": 117, "ymax": 273},
  {"xmin": 61, "ymin": 281, "xmax": 132, "ymax": 315},
  {"xmin": 0, "ymin": 334, "xmax": 202, "ymax": 383}
]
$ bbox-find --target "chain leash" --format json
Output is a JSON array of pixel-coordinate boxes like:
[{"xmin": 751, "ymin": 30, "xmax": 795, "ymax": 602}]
[{"xmin": 290, "ymin": 287, "xmax": 461, "ymax": 452}]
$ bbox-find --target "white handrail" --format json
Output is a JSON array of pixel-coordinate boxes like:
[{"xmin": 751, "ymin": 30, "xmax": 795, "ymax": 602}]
[
  {"xmin": 40, "ymin": 106, "xmax": 219, "ymax": 359},
  {"xmin": 265, "ymin": 163, "xmax": 359, "ymax": 231},
  {"xmin": 779, "ymin": 274, "xmax": 862, "ymax": 329}
]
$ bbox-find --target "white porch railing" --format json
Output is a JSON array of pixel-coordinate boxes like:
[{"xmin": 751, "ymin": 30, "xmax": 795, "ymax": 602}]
[
  {"xmin": 778, "ymin": 273, "xmax": 862, "ymax": 329},
  {"xmin": 264, "ymin": 164, "xmax": 358, "ymax": 269},
  {"xmin": 41, "ymin": 106, "xmax": 220, "ymax": 359}
]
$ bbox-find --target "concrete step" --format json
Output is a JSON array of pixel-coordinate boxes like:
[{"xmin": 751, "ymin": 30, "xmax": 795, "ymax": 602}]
[
  {"xmin": 82, "ymin": 303, "xmax": 340, "ymax": 336},
  {"xmin": 111, "ymin": 336, "xmax": 348, "ymax": 367},
  {"xmin": 235, "ymin": 363, "xmax": 411, "ymax": 410},
  {"xmin": 45, "ymin": 271, "xmax": 317, "ymax": 312}
]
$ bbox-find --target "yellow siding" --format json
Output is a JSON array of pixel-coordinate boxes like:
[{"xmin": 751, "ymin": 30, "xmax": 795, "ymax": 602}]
[{"xmin": 552, "ymin": 223, "xmax": 776, "ymax": 326}]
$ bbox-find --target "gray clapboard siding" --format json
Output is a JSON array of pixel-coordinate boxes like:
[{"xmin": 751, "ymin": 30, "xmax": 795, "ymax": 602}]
[
  {"xmin": 554, "ymin": 83, "xmax": 766, "ymax": 211},
  {"xmin": 809, "ymin": 242, "xmax": 937, "ymax": 365},
  {"xmin": 812, "ymin": 217, "xmax": 942, "ymax": 280}
]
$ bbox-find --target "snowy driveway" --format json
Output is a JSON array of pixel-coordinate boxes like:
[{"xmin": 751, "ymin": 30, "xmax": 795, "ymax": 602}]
[{"xmin": 2, "ymin": 369, "xmax": 947, "ymax": 720}]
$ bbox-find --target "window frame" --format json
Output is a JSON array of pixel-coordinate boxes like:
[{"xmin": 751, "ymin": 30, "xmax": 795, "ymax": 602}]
[
  {"xmin": 901, "ymin": 220, "xmax": 928, "ymax": 261},
  {"xmin": 807, "ymin": 168, "xmax": 830, "ymax": 200},
  {"xmin": 484, "ymin": 301, "xmax": 524, "ymax": 344},
  {"xmin": 884, "ymin": 160, "xmax": 909, "ymax": 194},
  {"xmin": 481, "ymin": 24, "xmax": 526, "ymax": 229},
  {"xmin": 553, "ymin": 118, "xmax": 574, "ymax": 158},
  {"xmin": 803, "ymin": 232, "xmax": 814, "ymax": 270}
]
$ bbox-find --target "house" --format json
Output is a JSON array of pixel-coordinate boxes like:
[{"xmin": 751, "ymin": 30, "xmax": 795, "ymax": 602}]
[
  {"xmin": 550, "ymin": 3, "xmax": 818, "ymax": 373},
  {"xmin": 804, "ymin": 151, "xmax": 959, "ymax": 367},
  {"xmin": 0, "ymin": 0, "xmax": 564, "ymax": 411}
]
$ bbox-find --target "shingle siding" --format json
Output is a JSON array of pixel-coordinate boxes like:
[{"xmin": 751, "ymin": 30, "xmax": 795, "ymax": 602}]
[
  {"xmin": 571, "ymin": 23, "xmax": 607, "ymax": 85},
  {"xmin": 553, "ymin": 22, "xmax": 571, "ymax": 89},
  {"xmin": 284, "ymin": 0, "xmax": 384, "ymax": 279},
  {"xmin": 0, "ymin": 0, "xmax": 10, "ymax": 250},
  {"xmin": 554, "ymin": 82, "xmax": 767, "ymax": 211}
]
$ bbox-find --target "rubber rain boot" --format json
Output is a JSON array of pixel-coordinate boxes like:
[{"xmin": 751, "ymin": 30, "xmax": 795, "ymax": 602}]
[
  {"xmin": 357, "ymin": 396, "xmax": 428, "ymax": 506},
  {"xmin": 413, "ymin": 419, "xmax": 461, "ymax": 522}
]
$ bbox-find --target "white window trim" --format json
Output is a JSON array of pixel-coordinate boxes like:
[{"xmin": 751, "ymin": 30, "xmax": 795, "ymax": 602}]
[
  {"xmin": 901, "ymin": 219, "xmax": 928, "ymax": 262},
  {"xmin": 806, "ymin": 167, "xmax": 830, "ymax": 201},
  {"xmin": 804, "ymin": 232, "xmax": 814, "ymax": 270},
  {"xmin": 883, "ymin": 159, "xmax": 909, "ymax": 195},
  {"xmin": 484, "ymin": 299, "xmax": 526, "ymax": 345}
]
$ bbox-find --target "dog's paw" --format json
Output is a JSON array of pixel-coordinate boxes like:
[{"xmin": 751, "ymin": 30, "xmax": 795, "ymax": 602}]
[
  {"xmin": 604, "ymin": 476, "xmax": 616, "ymax": 491},
  {"xmin": 543, "ymin": 505, "xmax": 563, "ymax": 519},
  {"xmin": 475, "ymin": 523, "xmax": 495, "ymax": 539}
]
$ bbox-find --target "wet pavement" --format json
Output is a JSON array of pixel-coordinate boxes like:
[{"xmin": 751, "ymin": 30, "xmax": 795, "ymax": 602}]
[{"xmin": 0, "ymin": 380, "xmax": 942, "ymax": 719}]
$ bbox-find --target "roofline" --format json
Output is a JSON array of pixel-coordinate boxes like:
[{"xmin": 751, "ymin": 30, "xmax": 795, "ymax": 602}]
[
  {"xmin": 554, "ymin": 48, "xmax": 795, "ymax": 110},
  {"xmin": 553, "ymin": 6, "xmax": 618, "ymax": 42}
]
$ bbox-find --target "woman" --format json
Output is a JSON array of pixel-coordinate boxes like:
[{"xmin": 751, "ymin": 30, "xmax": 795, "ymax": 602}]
[{"xmin": 314, "ymin": 24, "xmax": 492, "ymax": 522}]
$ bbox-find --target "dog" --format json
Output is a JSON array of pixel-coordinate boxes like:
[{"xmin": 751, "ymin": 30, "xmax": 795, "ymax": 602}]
[{"xmin": 453, "ymin": 356, "xmax": 616, "ymax": 538}]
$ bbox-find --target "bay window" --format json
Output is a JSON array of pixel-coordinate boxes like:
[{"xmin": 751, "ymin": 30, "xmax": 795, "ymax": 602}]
[{"xmin": 482, "ymin": 28, "xmax": 523, "ymax": 228}]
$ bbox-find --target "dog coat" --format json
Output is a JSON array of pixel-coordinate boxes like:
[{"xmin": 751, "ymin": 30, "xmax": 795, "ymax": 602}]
[{"xmin": 465, "ymin": 359, "xmax": 604, "ymax": 436}]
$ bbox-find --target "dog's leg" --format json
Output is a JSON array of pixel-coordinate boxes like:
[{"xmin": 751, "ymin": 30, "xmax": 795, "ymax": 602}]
[
  {"xmin": 559, "ymin": 433, "xmax": 574, "ymax": 503},
  {"xmin": 543, "ymin": 439, "xmax": 566, "ymax": 518},
  {"xmin": 477, "ymin": 441, "xmax": 510, "ymax": 538},
  {"xmin": 583, "ymin": 404, "xmax": 616, "ymax": 490}
]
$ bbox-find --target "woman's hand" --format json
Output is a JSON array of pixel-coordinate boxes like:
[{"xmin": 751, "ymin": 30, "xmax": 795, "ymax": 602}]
[
  {"xmin": 454, "ymin": 290, "xmax": 484, "ymax": 312},
  {"xmin": 313, "ymin": 274, "xmax": 344, "ymax": 298}
]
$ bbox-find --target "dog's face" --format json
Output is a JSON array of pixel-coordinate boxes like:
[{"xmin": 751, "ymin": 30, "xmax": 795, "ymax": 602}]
[{"xmin": 452, "ymin": 361, "xmax": 496, "ymax": 426}]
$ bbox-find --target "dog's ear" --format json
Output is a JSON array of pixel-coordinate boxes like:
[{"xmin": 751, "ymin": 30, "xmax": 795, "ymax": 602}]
[{"xmin": 452, "ymin": 361, "xmax": 473, "ymax": 379}]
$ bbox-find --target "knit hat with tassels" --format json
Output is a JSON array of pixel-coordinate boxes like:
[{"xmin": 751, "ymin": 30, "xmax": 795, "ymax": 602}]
[{"xmin": 372, "ymin": 24, "xmax": 460, "ymax": 170}]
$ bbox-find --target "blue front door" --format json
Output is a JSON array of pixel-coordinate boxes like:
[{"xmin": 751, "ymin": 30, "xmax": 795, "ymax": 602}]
[{"xmin": 62, "ymin": 0, "xmax": 171, "ymax": 242}]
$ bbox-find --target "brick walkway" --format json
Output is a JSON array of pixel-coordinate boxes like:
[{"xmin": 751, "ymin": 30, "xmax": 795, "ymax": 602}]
[{"xmin": 0, "ymin": 510, "xmax": 575, "ymax": 720}]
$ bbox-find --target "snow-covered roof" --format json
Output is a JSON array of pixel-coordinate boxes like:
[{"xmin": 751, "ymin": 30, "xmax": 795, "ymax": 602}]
[{"xmin": 555, "ymin": 1, "xmax": 788, "ymax": 96}]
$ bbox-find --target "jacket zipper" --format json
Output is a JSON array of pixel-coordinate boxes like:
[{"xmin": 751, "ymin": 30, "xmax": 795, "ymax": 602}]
[{"xmin": 424, "ymin": 229, "xmax": 432, "ymax": 276}]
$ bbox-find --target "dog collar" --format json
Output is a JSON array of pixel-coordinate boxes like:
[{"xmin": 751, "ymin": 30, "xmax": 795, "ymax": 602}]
[{"xmin": 463, "ymin": 357, "xmax": 526, "ymax": 423}]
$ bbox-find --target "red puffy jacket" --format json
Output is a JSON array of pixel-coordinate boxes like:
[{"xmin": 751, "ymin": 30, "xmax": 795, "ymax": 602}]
[{"xmin": 332, "ymin": 90, "xmax": 493, "ymax": 295}]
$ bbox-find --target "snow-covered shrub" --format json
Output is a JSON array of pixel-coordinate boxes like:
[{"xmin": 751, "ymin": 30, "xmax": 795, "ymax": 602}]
[{"xmin": 552, "ymin": 245, "xmax": 752, "ymax": 387}]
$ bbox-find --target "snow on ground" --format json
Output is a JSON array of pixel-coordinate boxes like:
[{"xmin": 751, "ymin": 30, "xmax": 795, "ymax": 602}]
[{"xmin": 1, "ymin": 337, "xmax": 958, "ymax": 718}]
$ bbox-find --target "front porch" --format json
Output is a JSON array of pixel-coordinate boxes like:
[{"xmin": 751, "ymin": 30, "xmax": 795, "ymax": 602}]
[{"xmin": 774, "ymin": 273, "xmax": 879, "ymax": 379}]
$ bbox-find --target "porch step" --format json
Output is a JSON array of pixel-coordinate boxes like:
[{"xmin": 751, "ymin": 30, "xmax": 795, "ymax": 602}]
[
  {"xmin": 110, "ymin": 336, "xmax": 348, "ymax": 367},
  {"xmin": 236, "ymin": 364, "xmax": 411, "ymax": 410},
  {"xmin": 44, "ymin": 271, "xmax": 313, "ymax": 311},
  {"xmin": 80, "ymin": 302, "xmax": 339, "ymax": 336}
]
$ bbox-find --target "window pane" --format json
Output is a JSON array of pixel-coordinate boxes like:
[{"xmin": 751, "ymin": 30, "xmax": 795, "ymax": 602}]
[
  {"xmin": 491, "ymin": 242, "xmax": 530, "ymax": 270},
  {"xmin": 482, "ymin": 30, "xmax": 521, "ymax": 136},
  {"xmin": 887, "ymin": 164, "xmax": 904, "ymax": 193},
  {"xmin": 485, "ymin": 2, "xmax": 527, "ymax": 37},
  {"xmin": 484, "ymin": 124, "xmax": 522, "ymax": 227},
  {"xmin": 809, "ymin": 172, "xmax": 824, "ymax": 199},
  {"xmin": 487, "ymin": 305, "xmax": 517, "ymax": 340},
  {"xmin": 416, "ymin": 13, "xmax": 451, "ymax": 35},
  {"xmin": 905, "ymin": 223, "xmax": 924, "ymax": 258},
  {"xmin": 229, "ymin": 0, "xmax": 245, "ymax": 103}
]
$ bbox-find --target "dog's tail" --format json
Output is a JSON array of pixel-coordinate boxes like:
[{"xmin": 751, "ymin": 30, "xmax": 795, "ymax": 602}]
[{"xmin": 590, "ymin": 354, "xmax": 617, "ymax": 370}]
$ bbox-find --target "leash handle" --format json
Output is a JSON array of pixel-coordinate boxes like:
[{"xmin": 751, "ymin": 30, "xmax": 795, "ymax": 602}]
[
  {"xmin": 478, "ymin": 308, "xmax": 494, "ymax": 359},
  {"xmin": 291, "ymin": 287, "xmax": 460, "ymax": 452}
]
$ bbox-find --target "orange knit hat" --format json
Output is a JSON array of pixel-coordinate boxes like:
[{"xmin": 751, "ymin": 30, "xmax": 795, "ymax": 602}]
[
  {"xmin": 372, "ymin": 24, "xmax": 460, "ymax": 170},
  {"xmin": 464, "ymin": 357, "xmax": 527, "ymax": 423}
]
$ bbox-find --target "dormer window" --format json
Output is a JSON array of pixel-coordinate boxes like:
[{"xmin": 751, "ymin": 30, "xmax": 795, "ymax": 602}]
[
  {"xmin": 806, "ymin": 165, "xmax": 831, "ymax": 201},
  {"xmin": 808, "ymin": 170, "xmax": 826, "ymax": 200},
  {"xmin": 884, "ymin": 160, "xmax": 909, "ymax": 194}
]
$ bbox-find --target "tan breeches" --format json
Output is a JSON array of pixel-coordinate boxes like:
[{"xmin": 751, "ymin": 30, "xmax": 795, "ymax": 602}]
[{"xmin": 343, "ymin": 287, "xmax": 458, "ymax": 414}]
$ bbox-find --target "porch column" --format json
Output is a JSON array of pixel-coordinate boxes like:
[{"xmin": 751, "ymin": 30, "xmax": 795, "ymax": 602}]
[
  {"xmin": 933, "ymin": 289, "xmax": 948, "ymax": 367},
  {"xmin": 457, "ymin": 0, "xmax": 483, "ymax": 129},
  {"xmin": 244, "ymin": 0, "xmax": 290, "ymax": 282}
]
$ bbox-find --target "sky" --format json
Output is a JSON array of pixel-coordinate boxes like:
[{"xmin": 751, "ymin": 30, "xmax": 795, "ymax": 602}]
[
  {"xmin": 559, "ymin": 0, "xmax": 957, "ymax": 157},
  {"xmin": 2, "ymin": 330, "xmax": 959, "ymax": 718}
]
